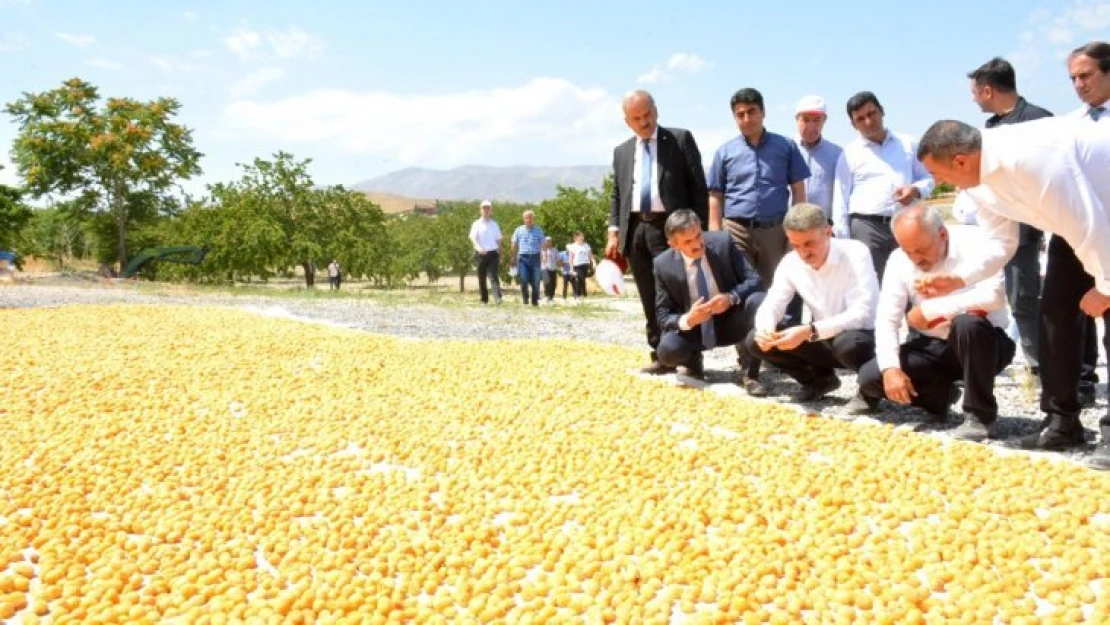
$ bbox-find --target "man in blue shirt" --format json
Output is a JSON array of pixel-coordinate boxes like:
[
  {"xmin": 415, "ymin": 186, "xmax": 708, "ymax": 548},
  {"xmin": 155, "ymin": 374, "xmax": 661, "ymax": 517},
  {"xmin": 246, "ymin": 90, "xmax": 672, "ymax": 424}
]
[
  {"xmin": 708, "ymin": 88, "xmax": 810, "ymax": 290},
  {"xmin": 511, "ymin": 210, "xmax": 546, "ymax": 307},
  {"xmin": 793, "ymin": 96, "xmax": 842, "ymax": 224}
]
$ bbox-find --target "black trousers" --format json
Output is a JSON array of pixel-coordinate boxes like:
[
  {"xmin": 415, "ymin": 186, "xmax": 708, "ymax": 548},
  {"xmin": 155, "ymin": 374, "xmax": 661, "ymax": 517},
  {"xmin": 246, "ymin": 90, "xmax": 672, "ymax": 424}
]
[
  {"xmin": 1039, "ymin": 235, "xmax": 1110, "ymax": 433},
  {"xmin": 573, "ymin": 264, "xmax": 590, "ymax": 297},
  {"xmin": 476, "ymin": 251, "xmax": 502, "ymax": 303},
  {"xmin": 627, "ymin": 217, "xmax": 671, "ymax": 358},
  {"xmin": 858, "ymin": 316, "xmax": 1016, "ymax": 422},
  {"xmin": 1004, "ymin": 240, "xmax": 1042, "ymax": 369},
  {"xmin": 561, "ymin": 272, "xmax": 573, "ymax": 299},
  {"xmin": 542, "ymin": 269, "xmax": 557, "ymax": 300},
  {"xmin": 849, "ymin": 215, "xmax": 896, "ymax": 283},
  {"xmin": 657, "ymin": 292, "xmax": 765, "ymax": 376},
  {"xmin": 744, "ymin": 328, "xmax": 875, "ymax": 385}
]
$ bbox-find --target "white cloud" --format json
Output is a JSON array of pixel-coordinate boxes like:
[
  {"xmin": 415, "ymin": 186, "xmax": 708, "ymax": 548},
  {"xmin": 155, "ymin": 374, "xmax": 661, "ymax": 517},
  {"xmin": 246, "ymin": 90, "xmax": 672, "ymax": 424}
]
[
  {"xmin": 54, "ymin": 31, "xmax": 95, "ymax": 47},
  {"xmin": 183, "ymin": 11, "xmax": 198, "ymax": 22},
  {"xmin": 1009, "ymin": 0, "xmax": 1110, "ymax": 73},
  {"xmin": 84, "ymin": 58, "xmax": 124, "ymax": 70},
  {"xmin": 230, "ymin": 66, "xmax": 286, "ymax": 97},
  {"xmin": 0, "ymin": 32, "xmax": 26, "ymax": 52},
  {"xmin": 637, "ymin": 52, "xmax": 710, "ymax": 85},
  {"xmin": 223, "ymin": 78, "xmax": 624, "ymax": 166},
  {"xmin": 224, "ymin": 26, "xmax": 323, "ymax": 62},
  {"xmin": 148, "ymin": 55, "xmax": 206, "ymax": 73}
]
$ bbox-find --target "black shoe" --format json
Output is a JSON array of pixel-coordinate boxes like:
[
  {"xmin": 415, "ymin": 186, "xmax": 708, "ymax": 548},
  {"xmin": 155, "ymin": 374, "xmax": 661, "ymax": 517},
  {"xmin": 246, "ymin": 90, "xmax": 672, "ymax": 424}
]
[
  {"xmin": 950, "ymin": 415, "xmax": 993, "ymax": 442},
  {"xmin": 1088, "ymin": 441, "xmax": 1110, "ymax": 471},
  {"xmin": 681, "ymin": 356, "xmax": 705, "ymax": 381},
  {"xmin": 1008, "ymin": 428, "xmax": 1086, "ymax": 451},
  {"xmin": 845, "ymin": 394, "xmax": 880, "ymax": 415},
  {"xmin": 739, "ymin": 375, "xmax": 768, "ymax": 397},
  {"xmin": 1079, "ymin": 383, "xmax": 1097, "ymax": 408},
  {"xmin": 794, "ymin": 375, "xmax": 841, "ymax": 402},
  {"xmin": 641, "ymin": 361, "xmax": 677, "ymax": 376}
]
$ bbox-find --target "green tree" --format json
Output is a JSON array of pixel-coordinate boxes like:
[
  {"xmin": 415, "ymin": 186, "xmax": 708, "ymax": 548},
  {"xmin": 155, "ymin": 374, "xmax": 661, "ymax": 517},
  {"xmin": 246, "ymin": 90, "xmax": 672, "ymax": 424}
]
[
  {"xmin": 19, "ymin": 203, "xmax": 95, "ymax": 270},
  {"xmin": 0, "ymin": 182, "xmax": 32, "ymax": 264},
  {"xmin": 5, "ymin": 78, "xmax": 202, "ymax": 269},
  {"xmin": 534, "ymin": 178, "xmax": 611, "ymax": 257}
]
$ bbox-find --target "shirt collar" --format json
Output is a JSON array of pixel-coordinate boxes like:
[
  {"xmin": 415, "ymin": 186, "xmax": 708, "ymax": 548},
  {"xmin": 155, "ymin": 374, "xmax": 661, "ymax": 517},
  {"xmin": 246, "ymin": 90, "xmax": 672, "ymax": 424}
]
[
  {"xmin": 797, "ymin": 135, "xmax": 822, "ymax": 149},
  {"xmin": 742, "ymin": 127, "xmax": 767, "ymax": 148},
  {"xmin": 680, "ymin": 252, "xmax": 705, "ymax": 268},
  {"xmin": 640, "ymin": 127, "xmax": 659, "ymax": 145}
]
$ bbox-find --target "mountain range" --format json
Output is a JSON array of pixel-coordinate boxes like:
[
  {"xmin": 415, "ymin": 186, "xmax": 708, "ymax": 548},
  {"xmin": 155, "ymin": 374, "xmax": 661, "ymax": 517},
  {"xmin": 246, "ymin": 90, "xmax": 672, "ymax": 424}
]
[{"xmin": 353, "ymin": 165, "xmax": 610, "ymax": 204}]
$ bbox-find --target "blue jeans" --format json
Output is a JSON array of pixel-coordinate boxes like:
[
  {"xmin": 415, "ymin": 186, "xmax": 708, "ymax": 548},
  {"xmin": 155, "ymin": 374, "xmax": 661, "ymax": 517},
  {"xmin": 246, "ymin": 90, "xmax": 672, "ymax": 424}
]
[{"xmin": 517, "ymin": 254, "xmax": 542, "ymax": 305}]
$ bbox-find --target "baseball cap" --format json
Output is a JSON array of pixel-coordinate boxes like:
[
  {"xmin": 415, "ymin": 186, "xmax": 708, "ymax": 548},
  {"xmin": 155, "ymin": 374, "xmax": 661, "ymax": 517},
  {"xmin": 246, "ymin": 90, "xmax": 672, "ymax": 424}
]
[
  {"xmin": 795, "ymin": 95, "xmax": 827, "ymax": 116},
  {"xmin": 480, "ymin": 200, "xmax": 492, "ymax": 208}
]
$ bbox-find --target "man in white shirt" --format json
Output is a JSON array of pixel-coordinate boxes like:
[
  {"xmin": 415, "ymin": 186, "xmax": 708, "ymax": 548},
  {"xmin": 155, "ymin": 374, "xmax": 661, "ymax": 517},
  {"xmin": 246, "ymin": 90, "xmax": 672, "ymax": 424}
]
[
  {"xmin": 794, "ymin": 96, "xmax": 842, "ymax": 222},
  {"xmin": 653, "ymin": 210, "xmax": 764, "ymax": 384},
  {"xmin": 743, "ymin": 203, "xmax": 879, "ymax": 403},
  {"xmin": 468, "ymin": 200, "xmax": 503, "ymax": 305},
  {"xmin": 915, "ymin": 115, "xmax": 1110, "ymax": 468},
  {"xmin": 832, "ymin": 91, "xmax": 935, "ymax": 281},
  {"xmin": 857, "ymin": 206, "xmax": 1015, "ymax": 441}
]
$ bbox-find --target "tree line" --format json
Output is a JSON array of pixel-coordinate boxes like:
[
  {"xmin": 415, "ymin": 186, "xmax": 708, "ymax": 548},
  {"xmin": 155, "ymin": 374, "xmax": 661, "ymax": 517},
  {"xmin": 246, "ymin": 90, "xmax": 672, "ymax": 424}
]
[{"xmin": 1, "ymin": 78, "xmax": 610, "ymax": 289}]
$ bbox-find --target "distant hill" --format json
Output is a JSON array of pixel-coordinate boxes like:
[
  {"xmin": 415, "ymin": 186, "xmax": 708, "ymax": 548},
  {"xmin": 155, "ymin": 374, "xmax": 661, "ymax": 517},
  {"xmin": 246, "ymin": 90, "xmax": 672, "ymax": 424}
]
[{"xmin": 353, "ymin": 165, "xmax": 610, "ymax": 204}]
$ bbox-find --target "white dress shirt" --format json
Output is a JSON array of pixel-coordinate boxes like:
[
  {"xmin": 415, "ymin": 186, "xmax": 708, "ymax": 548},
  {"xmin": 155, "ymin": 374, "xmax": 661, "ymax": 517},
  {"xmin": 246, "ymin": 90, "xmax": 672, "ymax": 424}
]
[
  {"xmin": 875, "ymin": 227, "xmax": 1010, "ymax": 372},
  {"xmin": 754, "ymin": 238, "xmax": 879, "ymax": 338},
  {"xmin": 469, "ymin": 217, "xmax": 502, "ymax": 253},
  {"xmin": 677, "ymin": 253, "xmax": 721, "ymax": 331},
  {"xmin": 953, "ymin": 117, "xmax": 1110, "ymax": 295},
  {"xmin": 632, "ymin": 128, "xmax": 665, "ymax": 214},
  {"xmin": 1071, "ymin": 102, "xmax": 1109, "ymax": 123},
  {"xmin": 831, "ymin": 131, "xmax": 935, "ymax": 238}
]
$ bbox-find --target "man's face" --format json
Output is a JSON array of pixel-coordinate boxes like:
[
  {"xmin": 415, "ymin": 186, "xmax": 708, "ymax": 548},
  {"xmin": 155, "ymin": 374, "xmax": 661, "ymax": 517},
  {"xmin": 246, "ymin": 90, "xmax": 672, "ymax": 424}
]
[
  {"xmin": 920, "ymin": 154, "xmax": 981, "ymax": 189},
  {"xmin": 970, "ymin": 80, "xmax": 993, "ymax": 113},
  {"xmin": 1069, "ymin": 54, "xmax": 1110, "ymax": 107},
  {"xmin": 624, "ymin": 96, "xmax": 659, "ymax": 140},
  {"xmin": 850, "ymin": 102, "xmax": 886, "ymax": 143},
  {"xmin": 733, "ymin": 103, "xmax": 765, "ymax": 140},
  {"xmin": 894, "ymin": 222, "xmax": 948, "ymax": 272},
  {"xmin": 480, "ymin": 206, "xmax": 492, "ymax": 218},
  {"xmin": 574, "ymin": 233, "xmax": 584, "ymax": 244},
  {"xmin": 796, "ymin": 112, "xmax": 826, "ymax": 145},
  {"xmin": 785, "ymin": 226, "xmax": 831, "ymax": 270},
  {"xmin": 523, "ymin": 213, "xmax": 534, "ymax": 227},
  {"xmin": 667, "ymin": 226, "xmax": 705, "ymax": 259}
]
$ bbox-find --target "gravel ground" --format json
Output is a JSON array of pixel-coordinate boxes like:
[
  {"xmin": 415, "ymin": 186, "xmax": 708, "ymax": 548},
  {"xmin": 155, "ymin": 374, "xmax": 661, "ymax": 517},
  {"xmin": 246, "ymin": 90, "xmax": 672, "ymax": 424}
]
[{"xmin": 3, "ymin": 280, "xmax": 1106, "ymax": 469}]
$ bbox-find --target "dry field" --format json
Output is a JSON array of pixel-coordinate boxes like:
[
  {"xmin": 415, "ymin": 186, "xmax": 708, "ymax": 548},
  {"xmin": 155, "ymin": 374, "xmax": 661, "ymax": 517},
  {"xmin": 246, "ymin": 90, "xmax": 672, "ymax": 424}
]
[{"xmin": 1, "ymin": 305, "xmax": 1109, "ymax": 624}]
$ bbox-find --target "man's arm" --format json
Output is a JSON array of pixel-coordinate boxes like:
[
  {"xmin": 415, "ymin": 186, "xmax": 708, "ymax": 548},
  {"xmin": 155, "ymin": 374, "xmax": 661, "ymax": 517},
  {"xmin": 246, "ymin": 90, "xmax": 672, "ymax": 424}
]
[
  {"xmin": 678, "ymin": 129, "xmax": 709, "ymax": 223},
  {"xmin": 469, "ymin": 222, "xmax": 482, "ymax": 252},
  {"xmin": 753, "ymin": 262, "xmax": 796, "ymax": 333},
  {"xmin": 918, "ymin": 270, "xmax": 1006, "ymax": 322},
  {"xmin": 726, "ymin": 240, "xmax": 762, "ymax": 304},
  {"xmin": 831, "ymin": 152, "xmax": 852, "ymax": 238},
  {"xmin": 952, "ymin": 191, "xmax": 1019, "ymax": 287},
  {"xmin": 874, "ymin": 254, "xmax": 912, "ymax": 373},
  {"xmin": 811, "ymin": 245, "xmax": 879, "ymax": 339},
  {"xmin": 788, "ymin": 140, "xmax": 810, "ymax": 206},
  {"xmin": 654, "ymin": 263, "xmax": 685, "ymax": 334},
  {"xmin": 908, "ymin": 138, "xmax": 935, "ymax": 200},
  {"xmin": 1031, "ymin": 152, "xmax": 1110, "ymax": 295},
  {"xmin": 789, "ymin": 181, "xmax": 806, "ymax": 206},
  {"xmin": 706, "ymin": 147, "xmax": 726, "ymax": 231}
]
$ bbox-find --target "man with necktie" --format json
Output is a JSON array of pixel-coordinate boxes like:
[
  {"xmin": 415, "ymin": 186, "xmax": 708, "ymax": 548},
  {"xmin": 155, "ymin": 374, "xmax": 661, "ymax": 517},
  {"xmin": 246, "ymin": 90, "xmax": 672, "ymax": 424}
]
[
  {"xmin": 607, "ymin": 90, "xmax": 709, "ymax": 374},
  {"xmin": 653, "ymin": 210, "xmax": 763, "ymax": 381}
]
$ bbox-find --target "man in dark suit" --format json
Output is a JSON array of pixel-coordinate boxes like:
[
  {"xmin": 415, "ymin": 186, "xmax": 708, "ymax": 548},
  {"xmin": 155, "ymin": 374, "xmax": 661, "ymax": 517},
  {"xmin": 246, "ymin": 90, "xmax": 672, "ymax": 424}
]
[
  {"xmin": 607, "ymin": 90, "xmax": 710, "ymax": 374},
  {"xmin": 653, "ymin": 210, "xmax": 764, "ymax": 380}
]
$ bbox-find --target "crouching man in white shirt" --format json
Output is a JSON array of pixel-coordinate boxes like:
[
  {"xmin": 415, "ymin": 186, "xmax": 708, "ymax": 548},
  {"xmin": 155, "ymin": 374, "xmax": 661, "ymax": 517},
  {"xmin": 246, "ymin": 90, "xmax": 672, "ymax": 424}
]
[
  {"xmin": 857, "ymin": 205, "xmax": 1016, "ymax": 441},
  {"xmin": 743, "ymin": 203, "xmax": 879, "ymax": 404}
]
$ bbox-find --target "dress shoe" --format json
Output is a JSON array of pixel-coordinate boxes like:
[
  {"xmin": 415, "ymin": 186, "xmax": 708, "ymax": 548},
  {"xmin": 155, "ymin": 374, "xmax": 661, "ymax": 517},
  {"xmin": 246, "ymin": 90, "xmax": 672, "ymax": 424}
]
[
  {"xmin": 950, "ymin": 414, "xmax": 993, "ymax": 442},
  {"xmin": 739, "ymin": 375, "xmax": 768, "ymax": 397},
  {"xmin": 845, "ymin": 394, "xmax": 880, "ymax": 415},
  {"xmin": 640, "ymin": 361, "xmax": 677, "ymax": 376},
  {"xmin": 1087, "ymin": 441, "xmax": 1110, "ymax": 471},
  {"xmin": 794, "ymin": 375, "xmax": 840, "ymax": 402},
  {"xmin": 1007, "ymin": 428, "xmax": 1086, "ymax": 451},
  {"xmin": 681, "ymin": 357, "xmax": 705, "ymax": 381}
]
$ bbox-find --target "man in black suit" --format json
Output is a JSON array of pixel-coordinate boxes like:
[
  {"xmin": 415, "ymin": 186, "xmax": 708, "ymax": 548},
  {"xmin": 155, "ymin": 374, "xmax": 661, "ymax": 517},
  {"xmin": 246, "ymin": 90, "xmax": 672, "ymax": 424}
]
[
  {"xmin": 653, "ymin": 210, "xmax": 764, "ymax": 380},
  {"xmin": 607, "ymin": 90, "xmax": 709, "ymax": 374}
]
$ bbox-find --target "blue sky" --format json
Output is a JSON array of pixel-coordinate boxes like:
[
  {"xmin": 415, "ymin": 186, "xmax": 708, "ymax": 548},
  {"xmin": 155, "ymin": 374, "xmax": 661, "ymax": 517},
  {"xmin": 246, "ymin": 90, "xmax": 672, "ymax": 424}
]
[{"xmin": 1, "ymin": 0, "xmax": 1108, "ymax": 196}]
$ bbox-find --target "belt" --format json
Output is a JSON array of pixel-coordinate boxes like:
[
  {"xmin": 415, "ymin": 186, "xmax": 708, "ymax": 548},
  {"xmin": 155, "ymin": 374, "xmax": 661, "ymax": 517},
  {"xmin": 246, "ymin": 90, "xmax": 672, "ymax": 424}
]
[
  {"xmin": 728, "ymin": 217, "xmax": 783, "ymax": 229},
  {"xmin": 519, "ymin": 252, "xmax": 540, "ymax": 257},
  {"xmin": 850, "ymin": 213, "xmax": 894, "ymax": 224},
  {"xmin": 635, "ymin": 212, "xmax": 665, "ymax": 222}
]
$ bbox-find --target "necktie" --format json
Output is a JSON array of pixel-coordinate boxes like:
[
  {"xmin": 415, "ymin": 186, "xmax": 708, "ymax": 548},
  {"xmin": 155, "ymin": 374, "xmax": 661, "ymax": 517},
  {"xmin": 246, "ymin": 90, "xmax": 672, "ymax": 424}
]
[
  {"xmin": 1091, "ymin": 106, "xmax": 1106, "ymax": 121},
  {"xmin": 639, "ymin": 140, "xmax": 653, "ymax": 214},
  {"xmin": 694, "ymin": 258, "xmax": 716, "ymax": 348}
]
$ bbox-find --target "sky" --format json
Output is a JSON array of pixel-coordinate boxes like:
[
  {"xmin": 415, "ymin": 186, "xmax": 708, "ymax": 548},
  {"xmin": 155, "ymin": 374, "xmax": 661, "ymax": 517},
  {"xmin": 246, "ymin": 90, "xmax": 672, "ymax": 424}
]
[{"xmin": 1, "ymin": 0, "xmax": 1108, "ymax": 196}]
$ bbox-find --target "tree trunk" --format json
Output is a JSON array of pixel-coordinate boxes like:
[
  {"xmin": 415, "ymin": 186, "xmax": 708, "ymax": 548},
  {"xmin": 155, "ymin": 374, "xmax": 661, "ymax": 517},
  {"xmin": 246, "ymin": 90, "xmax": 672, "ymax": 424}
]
[
  {"xmin": 116, "ymin": 211, "xmax": 128, "ymax": 271},
  {"xmin": 459, "ymin": 272, "xmax": 465, "ymax": 293},
  {"xmin": 302, "ymin": 261, "xmax": 315, "ymax": 288}
]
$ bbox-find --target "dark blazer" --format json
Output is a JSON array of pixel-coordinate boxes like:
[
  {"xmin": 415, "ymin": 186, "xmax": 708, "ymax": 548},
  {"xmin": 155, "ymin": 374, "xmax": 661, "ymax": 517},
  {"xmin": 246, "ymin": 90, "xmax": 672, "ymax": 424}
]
[
  {"xmin": 609, "ymin": 126, "xmax": 709, "ymax": 255},
  {"xmin": 653, "ymin": 231, "xmax": 762, "ymax": 342}
]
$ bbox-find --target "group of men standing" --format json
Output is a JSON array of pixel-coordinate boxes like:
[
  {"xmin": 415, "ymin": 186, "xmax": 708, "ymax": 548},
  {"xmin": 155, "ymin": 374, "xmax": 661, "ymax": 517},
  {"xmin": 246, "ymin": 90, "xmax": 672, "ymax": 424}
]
[{"xmin": 608, "ymin": 41, "xmax": 1110, "ymax": 470}]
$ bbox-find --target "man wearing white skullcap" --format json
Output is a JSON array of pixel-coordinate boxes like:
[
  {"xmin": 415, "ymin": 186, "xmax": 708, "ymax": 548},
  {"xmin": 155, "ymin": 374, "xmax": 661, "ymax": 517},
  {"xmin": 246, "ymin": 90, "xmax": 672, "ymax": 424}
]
[{"xmin": 793, "ymin": 96, "xmax": 842, "ymax": 223}]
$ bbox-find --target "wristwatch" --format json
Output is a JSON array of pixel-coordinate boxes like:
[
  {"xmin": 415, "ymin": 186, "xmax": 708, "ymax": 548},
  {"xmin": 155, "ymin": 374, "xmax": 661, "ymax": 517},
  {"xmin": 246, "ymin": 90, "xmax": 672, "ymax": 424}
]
[{"xmin": 807, "ymin": 322, "xmax": 820, "ymax": 342}]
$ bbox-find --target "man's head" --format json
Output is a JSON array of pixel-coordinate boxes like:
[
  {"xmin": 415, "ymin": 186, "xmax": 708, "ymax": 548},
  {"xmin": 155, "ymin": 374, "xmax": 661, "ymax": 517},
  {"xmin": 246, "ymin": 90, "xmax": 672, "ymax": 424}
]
[
  {"xmin": 968, "ymin": 57, "xmax": 1018, "ymax": 114},
  {"xmin": 623, "ymin": 90, "xmax": 659, "ymax": 140},
  {"xmin": 917, "ymin": 120, "xmax": 983, "ymax": 189},
  {"xmin": 892, "ymin": 205, "xmax": 949, "ymax": 272},
  {"xmin": 1068, "ymin": 41, "xmax": 1110, "ymax": 107},
  {"xmin": 543, "ymin": 236, "xmax": 552, "ymax": 249},
  {"xmin": 480, "ymin": 200, "xmax": 492, "ymax": 217},
  {"xmin": 664, "ymin": 209, "xmax": 705, "ymax": 259},
  {"xmin": 782, "ymin": 203, "xmax": 832, "ymax": 270},
  {"xmin": 795, "ymin": 95, "xmax": 827, "ymax": 145},
  {"xmin": 730, "ymin": 88, "xmax": 765, "ymax": 142},
  {"xmin": 846, "ymin": 91, "xmax": 886, "ymax": 143},
  {"xmin": 573, "ymin": 231, "xmax": 585, "ymax": 243},
  {"xmin": 522, "ymin": 210, "xmax": 535, "ymax": 227}
]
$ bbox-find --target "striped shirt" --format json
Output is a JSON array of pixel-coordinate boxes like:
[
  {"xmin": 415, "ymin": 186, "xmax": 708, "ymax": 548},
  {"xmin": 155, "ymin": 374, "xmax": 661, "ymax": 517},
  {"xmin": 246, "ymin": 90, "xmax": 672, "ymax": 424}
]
[{"xmin": 512, "ymin": 225, "xmax": 546, "ymax": 255}]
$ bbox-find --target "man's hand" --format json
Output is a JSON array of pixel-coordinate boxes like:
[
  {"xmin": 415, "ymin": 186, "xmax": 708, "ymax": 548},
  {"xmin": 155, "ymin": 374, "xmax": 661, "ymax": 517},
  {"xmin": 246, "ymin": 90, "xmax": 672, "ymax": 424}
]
[
  {"xmin": 906, "ymin": 305, "xmax": 932, "ymax": 332},
  {"xmin": 708, "ymin": 293, "xmax": 732, "ymax": 315},
  {"xmin": 1080, "ymin": 287, "xmax": 1110, "ymax": 317},
  {"xmin": 892, "ymin": 185, "xmax": 920, "ymax": 206},
  {"xmin": 686, "ymin": 297, "xmax": 714, "ymax": 328},
  {"xmin": 768, "ymin": 325, "xmax": 811, "ymax": 352},
  {"xmin": 605, "ymin": 232, "xmax": 620, "ymax": 257},
  {"xmin": 915, "ymin": 274, "xmax": 966, "ymax": 298},
  {"xmin": 754, "ymin": 329, "xmax": 779, "ymax": 352},
  {"xmin": 882, "ymin": 368, "xmax": 917, "ymax": 405}
]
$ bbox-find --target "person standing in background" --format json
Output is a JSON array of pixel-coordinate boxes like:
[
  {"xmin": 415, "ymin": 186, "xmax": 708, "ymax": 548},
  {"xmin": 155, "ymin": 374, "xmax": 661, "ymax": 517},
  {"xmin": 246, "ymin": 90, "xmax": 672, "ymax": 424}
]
[
  {"xmin": 469, "ymin": 200, "xmax": 503, "ymax": 305},
  {"xmin": 793, "ymin": 96, "xmax": 842, "ymax": 224}
]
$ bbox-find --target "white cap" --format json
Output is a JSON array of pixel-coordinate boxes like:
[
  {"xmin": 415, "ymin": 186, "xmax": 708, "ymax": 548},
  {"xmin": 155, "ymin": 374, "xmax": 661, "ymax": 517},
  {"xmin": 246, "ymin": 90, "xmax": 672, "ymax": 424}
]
[
  {"xmin": 480, "ymin": 200, "xmax": 492, "ymax": 208},
  {"xmin": 795, "ymin": 95, "xmax": 827, "ymax": 116}
]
